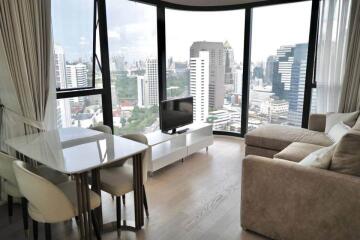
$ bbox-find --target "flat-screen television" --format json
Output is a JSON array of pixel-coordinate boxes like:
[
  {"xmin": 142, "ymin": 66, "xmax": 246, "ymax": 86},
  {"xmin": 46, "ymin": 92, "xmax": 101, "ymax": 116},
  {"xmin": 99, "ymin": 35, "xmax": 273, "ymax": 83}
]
[{"xmin": 160, "ymin": 97, "xmax": 193, "ymax": 133}]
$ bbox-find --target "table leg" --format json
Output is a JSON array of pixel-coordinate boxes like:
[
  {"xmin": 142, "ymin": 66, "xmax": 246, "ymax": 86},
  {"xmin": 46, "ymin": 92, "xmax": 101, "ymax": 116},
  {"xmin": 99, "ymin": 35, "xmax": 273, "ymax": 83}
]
[
  {"xmin": 81, "ymin": 173, "xmax": 92, "ymax": 240},
  {"xmin": 132, "ymin": 153, "xmax": 144, "ymax": 229},
  {"xmin": 91, "ymin": 169, "xmax": 103, "ymax": 231},
  {"xmin": 75, "ymin": 173, "xmax": 93, "ymax": 240},
  {"xmin": 75, "ymin": 175, "xmax": 85, "ymax": 239}
]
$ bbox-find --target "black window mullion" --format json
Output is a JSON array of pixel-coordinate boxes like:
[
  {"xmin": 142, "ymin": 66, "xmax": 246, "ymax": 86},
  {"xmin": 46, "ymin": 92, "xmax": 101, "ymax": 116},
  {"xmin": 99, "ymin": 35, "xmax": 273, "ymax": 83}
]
[
  {"xmin": 97, "ymin": 0, "xmax": 114, "ymax": 130},
  {"xmin": 241, "ymin": 7, "xmax": 252, "ymax": 137},
  {"xmin": 157, "ymin": 4, "xmax": 167, "ymax": 103},
  {"xmin": 302, "ymin": 0, "xmax": 320, "ymax": 128}
]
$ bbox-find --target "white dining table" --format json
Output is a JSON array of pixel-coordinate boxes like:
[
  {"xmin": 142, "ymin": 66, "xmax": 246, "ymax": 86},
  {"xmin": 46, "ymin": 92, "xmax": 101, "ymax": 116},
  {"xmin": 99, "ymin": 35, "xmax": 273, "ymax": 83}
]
[{"xmin": 5, "ymin": 127, "xmax": 148, "ymax": 240}]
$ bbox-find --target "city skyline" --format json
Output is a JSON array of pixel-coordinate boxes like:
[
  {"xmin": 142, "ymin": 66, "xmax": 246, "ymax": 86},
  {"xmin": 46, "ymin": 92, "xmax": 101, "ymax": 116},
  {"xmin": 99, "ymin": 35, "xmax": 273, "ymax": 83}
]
[{"xmin": 52, "ymin": 0, "xmax": 311, "ymax": 64}]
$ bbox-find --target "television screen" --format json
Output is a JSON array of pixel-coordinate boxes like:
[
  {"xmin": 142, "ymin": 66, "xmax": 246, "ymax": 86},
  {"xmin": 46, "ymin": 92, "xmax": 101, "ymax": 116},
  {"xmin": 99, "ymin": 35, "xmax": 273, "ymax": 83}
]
[{"xmin": 160, "ymin": 97, "xmax": 193, "ymax": 132}]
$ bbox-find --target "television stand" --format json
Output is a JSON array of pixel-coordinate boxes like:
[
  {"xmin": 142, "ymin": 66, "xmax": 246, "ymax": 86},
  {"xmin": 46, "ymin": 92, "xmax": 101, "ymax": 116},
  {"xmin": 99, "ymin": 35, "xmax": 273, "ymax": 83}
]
[
  {"xmin": 164, "ymin": 128, "xmax": 189, "ymax": 135},
  {"xmin": 145, "ymin": 123, "xmax": 213, "ymax": 174}
]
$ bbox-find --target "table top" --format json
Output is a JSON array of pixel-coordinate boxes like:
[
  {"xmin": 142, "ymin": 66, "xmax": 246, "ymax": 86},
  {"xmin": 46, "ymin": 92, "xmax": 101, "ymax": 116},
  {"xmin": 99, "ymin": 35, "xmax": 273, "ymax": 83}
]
[{"xmin": 5, "ymin": 127, "xmax": 148, "ymax": 174}]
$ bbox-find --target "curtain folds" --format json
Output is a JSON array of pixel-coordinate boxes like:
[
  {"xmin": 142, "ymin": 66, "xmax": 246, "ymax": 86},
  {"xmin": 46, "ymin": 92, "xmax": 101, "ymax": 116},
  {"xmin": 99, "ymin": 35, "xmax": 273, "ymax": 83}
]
[
  {"xmin": 0, "ymin": 0, "xmax": 56, "ymax": 151},
  {"xmin": 314, "ymin": 0, "xmax": 352, "ymax": 113},
  {"xmin": 338, "ymin": 0, "xmax": 360, "ymax": 113}
]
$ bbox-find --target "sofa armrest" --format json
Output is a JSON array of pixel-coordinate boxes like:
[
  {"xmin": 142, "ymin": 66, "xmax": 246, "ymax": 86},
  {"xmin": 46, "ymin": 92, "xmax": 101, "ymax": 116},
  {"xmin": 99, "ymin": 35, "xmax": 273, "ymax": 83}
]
[
  {"xmin": 241, "ymin": 155, "xmax": 360, "ymax": 240},
  {"xmin": 308, "ymin": 113, "xmax": 326, "ymax": 132}
]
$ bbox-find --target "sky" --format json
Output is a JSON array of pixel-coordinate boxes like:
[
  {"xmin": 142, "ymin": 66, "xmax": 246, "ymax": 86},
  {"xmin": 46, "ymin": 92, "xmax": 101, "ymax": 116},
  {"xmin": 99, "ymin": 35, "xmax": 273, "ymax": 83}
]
[{"xmin": 52, "ymin": 0, "xmax": 312, "ymax": 64}]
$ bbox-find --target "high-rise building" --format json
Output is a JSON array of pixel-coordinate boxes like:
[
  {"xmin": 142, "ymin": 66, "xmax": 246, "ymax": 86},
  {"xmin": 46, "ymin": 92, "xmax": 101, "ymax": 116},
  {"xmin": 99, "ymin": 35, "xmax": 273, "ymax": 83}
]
[
  {"xmin": 288, "ymin": 43, "xmax": 308, "ymax": 126},
  {"xmin": 112, "ymin": 55, "xmax": 126, "ymax": 72},
  {"xmin": 54, "ymin": 45, "xmax": 66, "ymax": 89},
  {"xmin": 53, "ymin": 45, "xmax": 71, "ymax": 128},
  {"xmin": 224, "ymin": 41, "xmax": 235, "ymax": 85},
  {"xmin": 267, "ymin": 44, "xmax": 308, "ymax": 126},
  {"xmin": 144, "ymin": 58, "xmax": 159, "ymax": 106},
  {"xmin": 265, "ymin": 56, "xmax": 277, "ymax": 86},
  {"xmin": 65, "ymin": 63, "xmax": 88, "ymax": 89},
  {"xmin": 190, "ymin": 51, "xmax": 209, "ymax": 122},
  {"xmin": 137, "ymin": 75, "xmax": 145, "ymax": 107},
  {"xmin": 190, "ymin": 41, "xmax": 225, "ymax": 110}
]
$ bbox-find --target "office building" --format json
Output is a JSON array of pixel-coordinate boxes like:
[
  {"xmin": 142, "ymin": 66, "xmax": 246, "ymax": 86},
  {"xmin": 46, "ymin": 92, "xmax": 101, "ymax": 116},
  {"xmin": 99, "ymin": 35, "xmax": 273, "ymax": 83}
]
[
  {"xmin": 190, "ymin": 51, "xmax": 209, "ymax": 122},
  {"xmin": 190, "ymin": 41, "xmax": 225, "ymax": 110}
]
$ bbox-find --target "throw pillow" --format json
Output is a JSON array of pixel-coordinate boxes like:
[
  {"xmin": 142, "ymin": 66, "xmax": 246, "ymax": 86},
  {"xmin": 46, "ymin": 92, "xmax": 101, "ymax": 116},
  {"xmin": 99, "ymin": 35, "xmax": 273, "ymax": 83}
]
[
  {"xmin": 330, "ymin": 130, "xmax": 360, "ymax": 176},
  {"xmin": 353, "ymin": 116, "xmax": 360, "ymax": 131},
  {"xmin": 327, "ymin": 122, "xmax": 351, "ymax": 143},
  {"xmin": 299, "ymin": 144, "xmax": 336, "ymax": 169},
  {"xmin": 325, "ymin": 111, "xmax": 359, "ymax": 133}
]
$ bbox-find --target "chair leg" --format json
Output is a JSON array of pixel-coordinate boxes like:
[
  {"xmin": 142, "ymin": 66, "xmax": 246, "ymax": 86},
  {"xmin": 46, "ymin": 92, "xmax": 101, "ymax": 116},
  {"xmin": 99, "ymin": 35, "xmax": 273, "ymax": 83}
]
[
  {"xmin": 21, "ymin": 198, "xmax": 29, "ymax": 232},
  {"xmin": 116, "ymin": 196, "xmax": 121, "ymax": 229},
  {"xmin": 91, "ymin": 210, "xmax": 101, "ymax": 240},
  {"xmin": 7, "ymin": 195, "xmax": 13, "ymax": 223},
  {"xmin": 45, "ymin": 223, "xmax": 51, "ymax": 240},
  {"xmin": 33, "ymin": 220, "xmax": 38, "ymax": 240},
  {"xmin": 122, "ymin": 195, "xmax": 125, "ymax": 206},
  {"xmin": 143, "ymin": 186, "xmax": 149, "ymax": 218}
]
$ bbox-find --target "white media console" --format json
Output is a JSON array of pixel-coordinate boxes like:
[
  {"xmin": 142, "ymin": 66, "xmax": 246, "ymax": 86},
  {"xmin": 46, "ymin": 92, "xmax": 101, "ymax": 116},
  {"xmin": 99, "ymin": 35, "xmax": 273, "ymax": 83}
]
[{"xmin": 144, "ymin": 123, "xmax": 213, "ymax": 174}]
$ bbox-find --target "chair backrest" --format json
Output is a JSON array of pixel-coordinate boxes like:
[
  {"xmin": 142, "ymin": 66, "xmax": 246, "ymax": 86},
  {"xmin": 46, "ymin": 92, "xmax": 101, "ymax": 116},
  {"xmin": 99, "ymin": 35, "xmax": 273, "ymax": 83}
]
[
  {"xmin": 13, "ymin": 161, "xmax": 75, "ymax": 222},
  {"xmin": 0, "ymin": 151, "xmax": 19, "ymax": 186},
  {"xmin": 91, "ymin": 125, "xmax": 112, "ymax": 134},
  {"xmin": 122, "ymin": 134, "xmax": 149, "ymax": 183}
]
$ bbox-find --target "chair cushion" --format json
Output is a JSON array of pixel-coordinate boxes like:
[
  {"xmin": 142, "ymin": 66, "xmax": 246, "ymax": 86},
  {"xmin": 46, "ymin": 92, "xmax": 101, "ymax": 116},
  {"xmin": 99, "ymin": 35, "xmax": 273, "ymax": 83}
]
[
  {"xmin": 274, "ymin": 142, "xmax": 324, "ymax": 162},
  {"xmin": 245, "ymin": 124, "xmax": 333, "ymax": 151},
  {"xmin": 330, "ymin": 130, "xmax": 360, "ymax": 176},
  {"xmin": 299, "ymin": 144, "xmax": 336, "ymax": 169},
  {"xmin": 100, "ymin": 166, "xmax": 133, "ymax": 196}
]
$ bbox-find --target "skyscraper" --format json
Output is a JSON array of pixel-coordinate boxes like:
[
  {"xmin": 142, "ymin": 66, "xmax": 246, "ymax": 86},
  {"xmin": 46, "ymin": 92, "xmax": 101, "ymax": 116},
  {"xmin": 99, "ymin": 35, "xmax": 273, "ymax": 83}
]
[
  {"xmin": 190, "ymin": 51, "xmax": 209, "ymax": 122},
  {"xmin": 144, "ymin": 58, "xmax": 159, "ymax": 106},
  {"xmin": 267, "ymin": 43, "xmax": 308, "ymax": 126},
  {"xmin": 54, "ymin": 45, "xmax": 66, "ymax": 89},
  {"xmin": 65, "ymin": 63, "xmax": 88, "ymax": 89},
  {"xmin": 224, "ymin": 41, "xmax": 235, "ymax": 85},
  {"xmin": 54, "ymin": 45, "xmax": 71, "ymax": 128},
  {"xmin": 288, "ymin": 43, "xmax": 308, "ymax": 126},
  {"xmin": 190, "ymin": 41, "xmax": 225, "ymax": 110}
]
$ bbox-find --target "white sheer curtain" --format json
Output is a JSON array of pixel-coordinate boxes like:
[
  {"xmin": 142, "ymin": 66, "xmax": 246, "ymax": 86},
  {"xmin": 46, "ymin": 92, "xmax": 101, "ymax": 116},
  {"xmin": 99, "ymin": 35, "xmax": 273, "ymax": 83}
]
[
  {"xmin": 314, "ymin": 0, "xmax": 352, "ymax": 113},
  {"xmin": 0, "ymin": 0, "xmax": 56, "ymax": 152}
]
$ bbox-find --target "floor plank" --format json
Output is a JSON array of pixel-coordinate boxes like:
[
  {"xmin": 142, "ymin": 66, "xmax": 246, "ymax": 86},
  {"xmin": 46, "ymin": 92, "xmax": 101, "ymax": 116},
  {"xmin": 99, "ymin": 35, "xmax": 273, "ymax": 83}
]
[{"xmin": 0, "ymin": 136, "xmax": 268, "ymax": 240}]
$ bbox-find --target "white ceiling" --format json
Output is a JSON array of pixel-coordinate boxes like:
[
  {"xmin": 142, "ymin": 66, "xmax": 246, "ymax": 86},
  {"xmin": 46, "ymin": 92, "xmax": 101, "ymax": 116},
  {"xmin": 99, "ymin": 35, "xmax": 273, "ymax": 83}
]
[{"xmin": 161, "ymin": 0, "xmax": 266, "ymax": 7}]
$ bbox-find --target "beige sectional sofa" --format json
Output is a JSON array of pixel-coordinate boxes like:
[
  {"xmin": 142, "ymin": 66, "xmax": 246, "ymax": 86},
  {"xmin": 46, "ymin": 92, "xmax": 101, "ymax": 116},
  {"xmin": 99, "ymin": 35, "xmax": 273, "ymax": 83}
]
[
  {"xmin": 245, "ymin": 114, "xmax": 333, "ymax": 158},
  {"xmin": 242, "ymin": 113, "xmax": 360, "ymax": 240}
]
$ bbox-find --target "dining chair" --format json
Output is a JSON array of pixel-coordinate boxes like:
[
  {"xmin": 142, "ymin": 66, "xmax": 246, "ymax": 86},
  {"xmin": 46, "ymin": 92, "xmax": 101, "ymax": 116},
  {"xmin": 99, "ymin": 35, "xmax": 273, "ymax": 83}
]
[
  {"xmin": 0, "ymin": 152, "xmax": 69, "ymax": 235},
  {"xmin": 90, "ymin": 125, "xmax": 126, "ymax": 204},
  {"xmin": 99, "ymin": 133, "xmax": 150, "ymax": 231},
  {"xmin": 13, "ymin": 160, "xmax": 102, "ymax": 240}
]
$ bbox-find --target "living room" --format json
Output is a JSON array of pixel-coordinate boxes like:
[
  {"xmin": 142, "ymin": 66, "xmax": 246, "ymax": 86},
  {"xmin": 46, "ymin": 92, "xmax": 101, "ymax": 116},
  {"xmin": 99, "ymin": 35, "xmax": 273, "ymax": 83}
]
[{"xmin": 0, "ymin": 0, "xmax": 359, "ymax": 239}]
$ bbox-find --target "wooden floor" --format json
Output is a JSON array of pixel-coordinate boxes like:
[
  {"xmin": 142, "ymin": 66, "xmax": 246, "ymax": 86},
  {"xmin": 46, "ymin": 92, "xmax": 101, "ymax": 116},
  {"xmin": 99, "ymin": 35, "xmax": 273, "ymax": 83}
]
[{"xmin": 0, "ymin": 136, "xmax": 267, "ymax": 240}]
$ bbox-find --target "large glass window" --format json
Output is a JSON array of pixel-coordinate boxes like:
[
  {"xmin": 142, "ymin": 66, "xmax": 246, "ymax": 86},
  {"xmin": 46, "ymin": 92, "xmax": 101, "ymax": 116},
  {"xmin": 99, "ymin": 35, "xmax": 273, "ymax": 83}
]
[
  {"xmin": 106, "ymin": 0, "xmax": 158, "ymax": 135},
  {"xmin": 248, "ymin": 1, "xmax": 312, "ymax": 131},
  {"xmin": 166, "ymin": 9, "xmax": 245, "ymax": 133},
  {"xmin": 52, "ymin": 0, "xmax": 101, "ymax": 90},
  {"xmin": 56, "ymin": 95, "xmax": 103, "ymax": 128}
]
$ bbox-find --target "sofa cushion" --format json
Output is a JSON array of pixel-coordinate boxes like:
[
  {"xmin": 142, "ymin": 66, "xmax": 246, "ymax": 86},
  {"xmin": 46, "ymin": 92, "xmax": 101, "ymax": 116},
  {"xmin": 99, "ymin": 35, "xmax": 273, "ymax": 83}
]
[
  {"xmin": 325, "ymin": 111, "xmax": 359, "ymax": 133},
  {"xmin": 330, "ymin": 130, "xmax": 360, "ymax": 176},
  {"xmin": 274, "ymin": 142, "xmax": 324, "ymax": 162},
  {"xmin": 353, "ymin": 116, "xmax": 360, "ymax": 131},
  {"xmin": 299, "ymin": 144, "xmax": 336, "ymax": 169},
  {"xmin": 327, "ymin": 122, "xmax": 351, "ymax": 142},
  {"xmin": 245, "ymin": 124, "xmax": 333, "ymax": 151}
]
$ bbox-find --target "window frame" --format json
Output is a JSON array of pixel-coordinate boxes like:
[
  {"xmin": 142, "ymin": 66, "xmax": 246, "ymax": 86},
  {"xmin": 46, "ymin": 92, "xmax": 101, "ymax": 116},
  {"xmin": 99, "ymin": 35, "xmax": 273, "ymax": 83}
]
[{"xmin": 55, "ymin": 0, "xmax": 320, "ymax": 137}]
